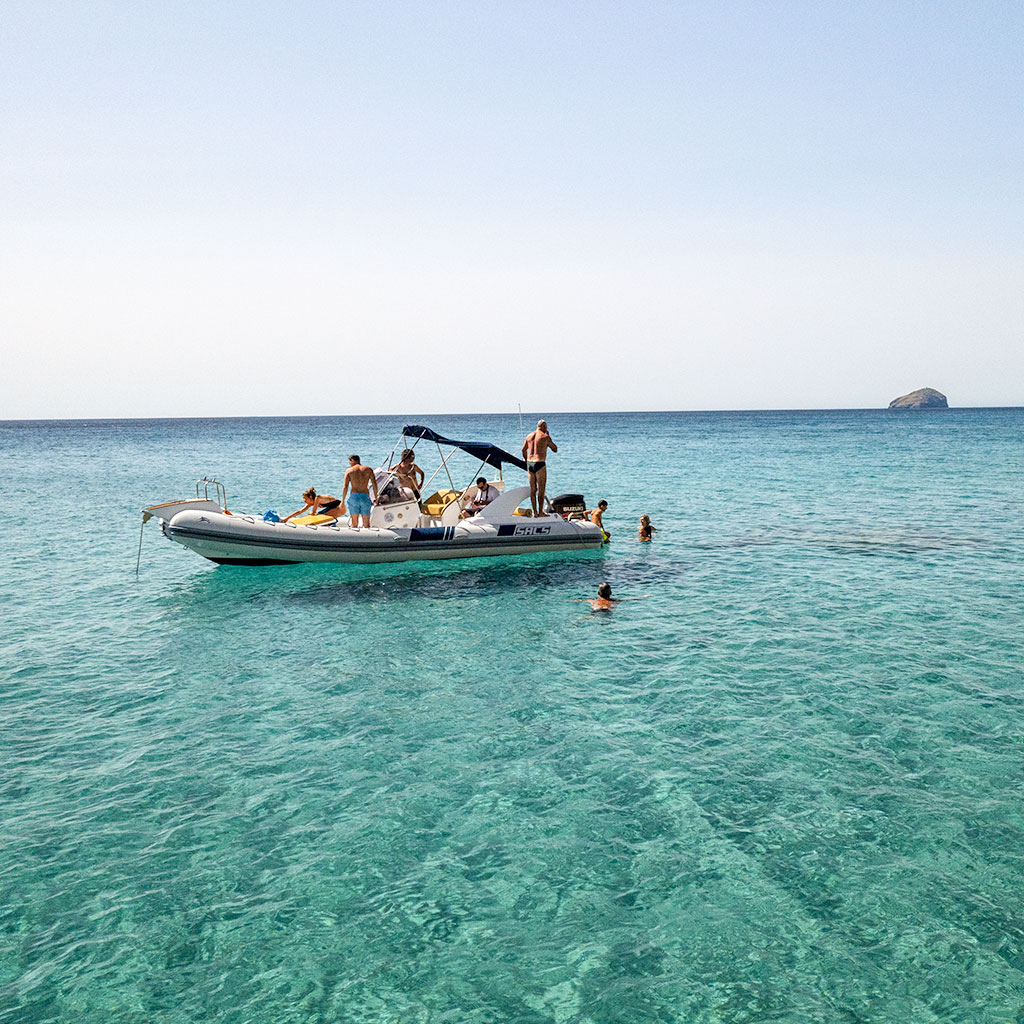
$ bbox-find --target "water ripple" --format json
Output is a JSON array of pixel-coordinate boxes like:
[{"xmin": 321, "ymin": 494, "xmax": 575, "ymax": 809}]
[{"xmin": 2, "ymin": 410, "xmax": 1024, "ymax": 1022}]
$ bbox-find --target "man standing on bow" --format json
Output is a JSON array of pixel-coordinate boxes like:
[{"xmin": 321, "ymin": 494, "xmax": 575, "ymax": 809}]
[{"xmin": 521, "ymin": 419, "xmax": 558, "ymax": 516}]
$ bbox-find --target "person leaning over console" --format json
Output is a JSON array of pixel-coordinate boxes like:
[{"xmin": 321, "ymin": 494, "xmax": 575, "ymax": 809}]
[
  {"xmin": 282, "ymin": 487, "xmax": 343, "ymax": 523},
  {"xmin": 460, "ymin": 477, "xmax": 500, "ymax": 518}
]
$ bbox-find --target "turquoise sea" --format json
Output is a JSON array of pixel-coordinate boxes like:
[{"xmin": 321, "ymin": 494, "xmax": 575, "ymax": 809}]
[{"xmin": 2, "ymin": 409, "xmax": 1023, "ymax": 1023}]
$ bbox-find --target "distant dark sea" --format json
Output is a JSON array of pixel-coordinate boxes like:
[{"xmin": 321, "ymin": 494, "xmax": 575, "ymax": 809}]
[{"xmin": 3, "ymin": 409, "xmax": 1023, "ymax": 1022}]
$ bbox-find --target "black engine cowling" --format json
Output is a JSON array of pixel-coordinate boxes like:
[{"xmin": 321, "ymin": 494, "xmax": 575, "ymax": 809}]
[{"xmin": 550, "ymin": 493, "xmax": 586, "ymax": 516}]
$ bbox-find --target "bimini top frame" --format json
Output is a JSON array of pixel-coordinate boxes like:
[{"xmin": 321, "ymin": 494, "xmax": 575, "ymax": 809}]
[{"xmin": 401, "ymin": 425, "xmax": 528, "ymax": 472}]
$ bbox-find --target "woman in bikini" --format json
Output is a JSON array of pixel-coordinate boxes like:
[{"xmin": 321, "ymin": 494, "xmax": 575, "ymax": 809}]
[
  {"xmin": 283, "ymin": 487, "xmax": 343, "ymax": 523},
  {"xmin": 388, "ymin": 449, "xmax": 425, "ymax": 501},
  {"xmin": 638, "ymin": 515, "xmax": 656, "ymax": 541}
]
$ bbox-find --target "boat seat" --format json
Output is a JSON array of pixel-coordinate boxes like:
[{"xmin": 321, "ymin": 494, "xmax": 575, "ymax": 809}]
[
  {"xmin": 290, "ymin": 514, "xmax": 337, "ymax": 526},
  {"xmin": 420, "ymin": 489, "xmax": 462, "ymax": 517}
]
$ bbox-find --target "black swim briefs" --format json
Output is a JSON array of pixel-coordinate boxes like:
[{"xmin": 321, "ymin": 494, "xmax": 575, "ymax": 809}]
[{"xmin": 527, "ymin": 461, "xmax": 546, "ymax": 474}]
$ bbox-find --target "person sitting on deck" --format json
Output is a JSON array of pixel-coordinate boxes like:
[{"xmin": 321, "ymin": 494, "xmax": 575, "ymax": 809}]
[
  {"xmin": 460, "ymin": 477, "xmax": 500, "ymax": 518},
  {"xmin": 388, "ymin": 448, "xmax": 425, "ymax": 501}
]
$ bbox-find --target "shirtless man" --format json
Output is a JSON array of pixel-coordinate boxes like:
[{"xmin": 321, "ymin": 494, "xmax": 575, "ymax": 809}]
[
  {"xmin": 588, "ymin": 500, "xmax": 610, "ymax": 541},
  {"xmin": 341, "ymin": 455, "xmax": 379, "ymax": 529},
  {"xmin": 521, "ymin": 419, "xmax": 558, "ymax": 516}
]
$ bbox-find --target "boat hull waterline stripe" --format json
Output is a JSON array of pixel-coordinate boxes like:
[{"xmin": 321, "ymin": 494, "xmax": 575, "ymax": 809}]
[
  {"xmin": 171, "ymin": 535, "xmax": 600, "ymax": 564},
  {"xmin": 167, "ymin": 526, "xmax": 598, "ymax": 551},
  {"xmin": 165, "ymin": 524, "xmax": 601, "ymax": 564}
]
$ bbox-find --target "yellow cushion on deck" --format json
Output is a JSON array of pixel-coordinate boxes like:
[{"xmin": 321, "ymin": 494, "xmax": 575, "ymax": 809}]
[
  {"xmin": 421, "ymin": 489, "xmax": 461, "ymax": 517},
  {"xmin": 291, "ymin": 514, "xmax": 336, "ymax": 525}
]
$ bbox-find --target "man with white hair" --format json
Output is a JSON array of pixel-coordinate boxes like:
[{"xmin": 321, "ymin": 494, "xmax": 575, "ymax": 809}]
[{"xmin": 521, "ymin": 419, "xmax": 558, "ymax": 516}]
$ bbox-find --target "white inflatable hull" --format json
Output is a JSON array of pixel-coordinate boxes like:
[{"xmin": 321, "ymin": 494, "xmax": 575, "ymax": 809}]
[{"xmin": 162, "ymin": 509, "xmax": 604, "ymax": 565}]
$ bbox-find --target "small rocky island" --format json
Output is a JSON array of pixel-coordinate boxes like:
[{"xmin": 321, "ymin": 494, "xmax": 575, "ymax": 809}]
[{"xmin": 888, "ymin": 387, "xmax": 949, "ymax": 409}]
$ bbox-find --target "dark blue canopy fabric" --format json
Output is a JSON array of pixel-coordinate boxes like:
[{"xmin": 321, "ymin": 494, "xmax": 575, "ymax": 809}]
[{"xmin": 402, "ymin": 425, "xmax": 528, "ymax": 471}]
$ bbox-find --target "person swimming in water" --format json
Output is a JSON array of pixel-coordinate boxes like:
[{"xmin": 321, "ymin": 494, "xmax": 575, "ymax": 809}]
[
  {"xmin": 579, "ymin": 582, "xmax": 649, "ymax": 611},
  {"xmin": 587, "ymin": 500, "xmax": 610, "ymax": 541},
  {"xmin": 638, "ymin": 514, "xmax": 656, "ymax": 541}
]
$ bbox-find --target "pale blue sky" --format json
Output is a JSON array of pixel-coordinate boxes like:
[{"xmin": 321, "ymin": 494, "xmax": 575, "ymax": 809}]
[{"xmin": 2, "ymin": 1, "xmax": 1022, "ymax": 417}]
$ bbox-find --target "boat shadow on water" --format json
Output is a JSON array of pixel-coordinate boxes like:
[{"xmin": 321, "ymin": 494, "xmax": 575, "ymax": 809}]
[
  {"xmin": 159, "ymin": 547, "xmax": 688, "ymax": 618},
  {"xmin": 168, "ymin": 549, "xmax": 610, "ymax": 609}
]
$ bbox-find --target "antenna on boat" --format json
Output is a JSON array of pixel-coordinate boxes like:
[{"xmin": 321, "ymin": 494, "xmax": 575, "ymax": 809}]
[
  {"xmin": 135, "ymin": 517, "xmax": 145, "ymax": 577},
  {"xmin": 135, "ymin": 509, "xmax": 152, "ymax": 577}
]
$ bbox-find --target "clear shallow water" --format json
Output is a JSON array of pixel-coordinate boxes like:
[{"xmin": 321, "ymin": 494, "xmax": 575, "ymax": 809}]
[{"xmin": 2, "ymin": 409, "xmax": 1023, "ymax": 1023}]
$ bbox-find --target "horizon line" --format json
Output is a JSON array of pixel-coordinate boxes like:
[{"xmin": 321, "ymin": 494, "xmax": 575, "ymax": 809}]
[{"xmin": 3, "ymin": 405, "xmax": 1023, "ymax": 424}]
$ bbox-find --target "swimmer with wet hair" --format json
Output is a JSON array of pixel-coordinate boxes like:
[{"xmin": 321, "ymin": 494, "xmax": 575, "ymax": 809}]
[
  {"xmin": 588, "ymin": 500, "xmax": 610, "ymax": 542},
  {"xmin": 577, "ymin": 582, "xmax": 649, "ymax": 611}
]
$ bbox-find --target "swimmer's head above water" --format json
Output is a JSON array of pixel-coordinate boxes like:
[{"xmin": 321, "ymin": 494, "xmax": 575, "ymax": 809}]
[{"xmin": 580, "ymin": 583, "xmax": 648, "ymax": 611}]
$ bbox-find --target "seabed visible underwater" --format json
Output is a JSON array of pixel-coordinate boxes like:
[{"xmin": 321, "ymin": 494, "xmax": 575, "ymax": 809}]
[{"xmin": 2, "ymin": 409, "xmax": 1023, "ymax": 1023}]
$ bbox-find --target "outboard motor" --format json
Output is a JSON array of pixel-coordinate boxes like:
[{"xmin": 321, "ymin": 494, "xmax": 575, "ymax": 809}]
[{"xmin": 550, "ymin": 493, "xmax": 586, "ymax": 518}]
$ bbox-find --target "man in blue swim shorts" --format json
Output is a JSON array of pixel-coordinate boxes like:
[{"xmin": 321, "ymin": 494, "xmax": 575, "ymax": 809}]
[{"xmin": 341, "ymin": 455, "xmax": 380, "ymax": 529}]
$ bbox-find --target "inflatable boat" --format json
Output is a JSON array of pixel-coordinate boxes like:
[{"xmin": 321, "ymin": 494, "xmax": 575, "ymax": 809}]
[{"xmin": 142, "ymin": 426, "xmax": 605, "ymax": 566}]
